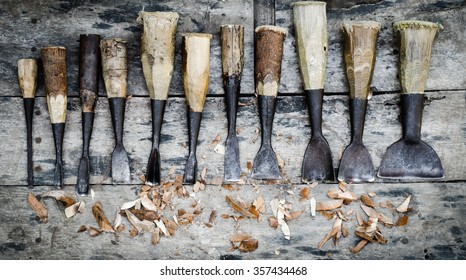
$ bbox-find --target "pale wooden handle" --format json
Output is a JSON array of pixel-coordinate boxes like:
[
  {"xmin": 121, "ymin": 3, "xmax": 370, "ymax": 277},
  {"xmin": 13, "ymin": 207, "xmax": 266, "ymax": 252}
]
[
  {"xmin": 220, "ymin": 24, "xmax": 244, "ymax": 77},
  {"xmin": 100, "ymin": 38, "xmax": 127, "ymax": 98},
  {"xmin": 255, "ymin": 25, "xmax": 287, "ymax": 97},
  {"xmin": 17, "ymin": 58, "xmax": 38, "ymax": 98},
  {"xmin": 342, "ymin": 21, "xmax": 380, "ymax": 99},
  {"xmin": 182, "ymin": 33, "xmax": 212, "ymax": 112},
  {"xmin": 138, "ymin": 11, "xmax": 179, "ymax": 100},
  {"xmin": 394, "ymin": 20, "xmax": 441, "ymax": 94},
  {"xmin": 292, "ymin": 2, "xmax": 327, "ymax": 90},
  {"xmin": 41, "ymin": 46, "xmax": 67, "ymax": 123}
]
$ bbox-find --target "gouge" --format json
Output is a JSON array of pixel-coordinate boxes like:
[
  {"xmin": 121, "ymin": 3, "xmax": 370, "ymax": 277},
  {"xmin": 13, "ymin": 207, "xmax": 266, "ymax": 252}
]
[
  {"xmin": 100, "ymin": 38, "xmax": 131, "ymax": 184},
  {"xmin": 338, "ymin": 21, "xmax": 380, "ymax": 183},
  {"xmin": 251, "ymin": 25, "xmax": 287, "ymax": 180},
  {"xmin": 378, "ymin": 20, "xmax": 444, "ymax": 179},
  {"xmin": 18, "ymin": 58, "xmax": 38, "ymax": 188},
  {"xmin": 41, "ymin": 46, "xmax": 68, "ymax": 189},
  {"xmin": 221, "ymin": 24, "xmax": 244, "ymax": 182},
  {"xmin": 292, "ymin": 1, "xmax": 334, "ymax": 183},
  {"xmin": 182, "ymin": 33, "xmax": 212, "ymax": 184},
  {"xmin": 138, "ymin": 11, "xmax": 179, "ymax": 186},
  {"xmin": 76, "ymin": 34, "xmax": 100, "ymax": 195}
]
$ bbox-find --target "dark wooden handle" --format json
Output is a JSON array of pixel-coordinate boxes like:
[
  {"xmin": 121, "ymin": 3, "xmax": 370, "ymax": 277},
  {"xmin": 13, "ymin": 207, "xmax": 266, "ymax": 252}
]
[{"xmin": 79, "ymin": 34, "xmax": 101, "ymax": 112}]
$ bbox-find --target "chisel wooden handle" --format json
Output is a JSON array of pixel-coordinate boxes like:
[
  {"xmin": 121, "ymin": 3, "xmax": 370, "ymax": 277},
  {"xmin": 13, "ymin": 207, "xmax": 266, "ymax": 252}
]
[
  {"xmin": 182, "ymin": 33, "xmax": 212, "ymax": 184},
  {"xmin": 221, "ymin": 24, "xmax": 244, "ymax": 182},
  {"xmin": 41, "ymin": 46, "xmax": 67, "ymax": 189},
  {"xmin": 342, "ymin": 21, "xmax": 380, "ymax": 101},
  {"xmin": 138, "ymin": 11, "xmax": 179, "ymax": 186},
  {"xmin": 252, "ymin": 25, "xmax": 287, "ymax": 180},
  {"xmin": 76, "ymin": 34, "xmax": 100, "ymax": 195},
  {"xmin": 18, "ymin": 58, "xmax": 38, "ymax": 188},
  {"xmin": 100, "ymin": 38, "xmax": 131, "ymax": 184}
]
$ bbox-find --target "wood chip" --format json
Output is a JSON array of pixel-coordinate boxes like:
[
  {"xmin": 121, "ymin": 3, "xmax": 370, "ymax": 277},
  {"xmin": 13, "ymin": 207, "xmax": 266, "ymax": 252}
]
[
  {"xmin": 120, "ymin": 198, "xmax": 141, "ymax": 210},
  {"xmin": 65, "ymin": 201, "xmax": 85, "ymax": 218},
  {"xmin": 151, "ymin": 228, "xmax": 160, "ymax": 245},
  {"xmin": 225, "ymin": 196, "xmax": 256, "ymax": 219},
  {"xmin": 318, "ymin": 218, "xmax": 342, "ymax": 249},
  {"xmin": 27, "ymin": 193, "xmax": 47, "ymax": 223},
  {"xmin": 42, "ymin": 190, "xmax": 76, "ymax": 207},
  {"xmin": 396, "ymin": 195, "xmax": 411, "ymax": 213},
  {"xmin": 267, "ymin": 216, "xmax": 278, "ymax": 229},
  {"xmin": 209, "ymin": 133, "xmax": 221, "ymax": 148},
  {"xmin": 338, "ymin": 181, "xmax": 348, "ymax": 192},
  {"xmin": 87, "ymin": 226, "xmax": 103, "ymax": 237},
  {"xmin": 300, "ymin": 187, "xmax": 310, "ymax": 201},
  {"xmin": 154, "ymin": 219, "xmax": 169, "ymax": 236},
  {"xmin": 316, "ymin": 199, "xmax": 343, "ymax": 211},
  {"xmin": 310, "ymin": 197, "xmax": 316, "ymax": 217},
  {"xmin": 351, "ymin": 240, "xmax": 369, "ymax": 254},
  {"xmin": 396, "ymin": 215, "xmax": 409, "ymax": 227},
  {"xmin": 356, "ymin": 211, "xmax": 364, "ymax": 226},
  {"xmin": 287, "ymin": 210, "xmax": 304, "ymax": 220},
  {"xmin": 327, "ymin": 188, "xmax": 342, "ymax": 199},
  {"xmin": 278, "ymin": 217, "xmax": 291, "ymax": 240},
  {"xmin": 238, "ymin": 239, "xmax": 259, "ymax": 253},
  {"xmin": 77, "ymin": 225, "xmax": 87, "ymax": 233},
  {"xmin": 246, "ymin": 161, "xmax": 252, "ymax": 172},
  {"xmin": 360, "ymin": 194, "xmax": 376, "ymax": 208},
  {"xmin": 253, "ymin": 196, "xmax": 266, "ymax": 214},
  {"xmin": 230, "ymin": 233, "xmax": 252, "ymax": 243},
  {"xmin": 193, "ymin": 181, "xmax": 204, "ymax": 193},
  {"xmin": 92, "ymin": 202, "xmax": 114, "ymax": 232},
  {"xmin": 222, "ymin": 184, "xmax": 238, "ymax": 191},
  {"xmin": 141, "ymin": 196, "xmax": 158, "ymax": 211}
]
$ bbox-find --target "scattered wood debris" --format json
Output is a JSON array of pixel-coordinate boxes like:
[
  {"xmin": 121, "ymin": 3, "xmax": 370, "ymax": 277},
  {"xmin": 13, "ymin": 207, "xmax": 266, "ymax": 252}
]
[
  {"xmin": 65, "ymin": 201, "xmax": 85, "ymax": 218},
  {"xmin": 42, "ymin": 190, "xmax": 76, "ymax": 207},
  {"xmin": 318, "ymin": 217, "xmax": 343, "ymax": 249},
  {"xmin": 270, "ymin": 198, "xmax": 291, "ymax": 240},
  {"xmin": 299, "ymin": 187, "xmax": 310, "ymax": 201},
  {"xmin": 360, "ymin": 194, "xmax": 376, "ymax": 208},
  {"xmin": 27, "ymin": 193, "xmax": 47, "ymax": 223},
  {"xmin": 225, "ymin": 195, "xmax": 257, "ymax": 219},
  {"xmin": 246, "ymin": 161, "xmax": 253, "ymax": 173},
  {"xmin": 229, "ymin": 233, "xmax": 259, "ymax": 253},
  {"xmin": 92, "ymin": 202, "xmax": 115, "ymax": 232},
  {"xmin": 316, "ymin": 199, "xmax": 343, "ymax": 211},
  {"xmin": 396, "ymin": 195, "xmax": 412, "ymax": 213}
]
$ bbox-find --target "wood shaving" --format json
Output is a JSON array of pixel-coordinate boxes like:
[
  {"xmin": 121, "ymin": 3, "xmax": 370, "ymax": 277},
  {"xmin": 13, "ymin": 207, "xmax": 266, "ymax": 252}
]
[
  {"xmin": 351, "ymin": 240, "xmax": 369, "ymax": 254},
  {"xmin": 209, "ymin": 134, "xmax": 221, "ymax": 148},
  {"xmin": 27, "ymin": 193, "xmax": 47, "ymax": 223},
  {"xmin": 225, "ymin": 196, "xmax": 256, "ymax": 219},
  {"xmin": 65, "ymin": 201, "xmax": 85, "ymax": 218},
  {"xmin": 238, "ymin": 239, "xmax": 259, "ymax": 252},
  {"xmin": 316, "ymin": 199, "xmax": 343, "ymax": 211},
  {"xmin": 92, "ymin": 202, "xmax": 114, "ymax": 232},
  {"xmin": 230, "ymin": 233, "xmax": 252, "ymax": 242},
  {"xmin": 396, "ymin": 215, "xmax": 409, "ymax": 226},
  {"xmin": 246, "ymin": 161, "xmax": 252, "ymax": 172},
  {"xmin": 310, "ymin": 197, "xmax": 316, "ymax": 217},
  {"xmin": 42, "ymin": 190, "xmax": 76, "ymax": 207},
  {"xmin": 300, "ymin": 187, "xmax": 310, "ymax": 201},
  {"xmin": 360, "ymin": 194, "xmax": 376, "ymax": 208},
  {"xmin": 396, "ymin": 195, "xmax": 411, "ymax": 213},
  {"xmin": 267, "ymin": 216, "xmax": 278, "ymax": 229},
  {"xmin": 318, "ymin": 217, "xmax": 342, "ymax": 249},
  {"xmin": 253, "ymin": 196, "xmax": 266, "ymax": 214}
]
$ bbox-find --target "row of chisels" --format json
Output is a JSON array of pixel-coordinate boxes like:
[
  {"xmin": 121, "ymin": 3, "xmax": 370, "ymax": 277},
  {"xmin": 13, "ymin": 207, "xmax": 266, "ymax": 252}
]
[{"xmin": 18, "ymin": 2, "xmax": 445, "ymax": 195}]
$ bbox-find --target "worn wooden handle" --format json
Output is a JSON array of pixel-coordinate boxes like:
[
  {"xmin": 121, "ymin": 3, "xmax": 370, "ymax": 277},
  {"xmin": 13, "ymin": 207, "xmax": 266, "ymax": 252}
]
[
  {"xmin": 342, "ymin": 21, "xmax": 380, "ymax": 99},
  {"xmin": 221, "ymin": 24, "xmax": 244, "ymax": 78},
  {"xmin": 292, "ymin": 1, "xmax": 327, "ymax": 90},
  {"xmin": 17, "ymin": 58, "xmax": 38, "ymax": 99},
  {"xmin": 255, "ymin": 25, "xmax": 287, "ymax": 97},
  {"xmin": 138, "ymin": 11, "xmax": 179, "ymax": 100},
  {"xmin": 182, "ymin": 33, "xmax": 212, "ymax": 112},
  {"xmin": 41, "ymin": 46, "xmax": 67, "ymax": 124},
  {"xmin": 79, "ymin": 34, "xmax": 101, "ymax": 112},
  {"xmin": 394, "ymin": 20, "xmax": 442, "ymax": 94},
  {"xmin": 100, "ymin": 38, "xmax": 128, "ymax": 98}
]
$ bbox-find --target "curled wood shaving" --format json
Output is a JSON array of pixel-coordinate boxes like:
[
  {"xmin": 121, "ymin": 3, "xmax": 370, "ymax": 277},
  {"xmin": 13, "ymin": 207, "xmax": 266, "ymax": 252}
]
[
  {"xmin": 42, "ymin": 190, "xmax": 76, "ymax": 207},
  {"xmin": 396, "ymin": 195, "xmax": 411, "ymax": 213},
  {"xmin": 92, "ymin": 202, "xmax": 114, "ymax": 232},
  {"xmin": 316, "ymin": 199, "xmax": 343, "ymax": 211},
  {"xmin": 238, "ymin": 239, "xmax": 259, "ymax": 253},
  {"xmin": 360, "ymin": 194, "xmax": 376, "ymax": 208},
  {"xmin": 27, "ymin": 193, "xmax": 47, "ymax": 223},
  {"xmin": 225, "ymin": 196, "xmax": 256, "ymax": 219}
]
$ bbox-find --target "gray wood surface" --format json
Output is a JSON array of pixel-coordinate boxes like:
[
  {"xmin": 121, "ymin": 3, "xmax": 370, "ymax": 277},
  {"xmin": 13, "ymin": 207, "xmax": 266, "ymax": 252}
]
[{"xmin": 1, "ymin": 0, "xmax": 465, "ymax": 260}]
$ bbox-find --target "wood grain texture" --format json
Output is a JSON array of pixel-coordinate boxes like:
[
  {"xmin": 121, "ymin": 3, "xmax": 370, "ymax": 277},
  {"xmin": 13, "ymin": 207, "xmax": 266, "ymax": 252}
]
[
  {"xmin": 394, "ymin": 20, "xmax": 442, "ymax": 94},
  {"xmin": 41, "ymin": 46, "xmax": 67, "ymax": 124},
  {"xmin": 17, "ymin": 59, "xmax": 38, "ymax": 99},
  {"xmin": 342, "ymin": 21, "xmax": 380, "ymax": 99},
  {"xmin": 0, "ymin": 91, "xmax": 464, "ymax": 187},
  {"xmin": 182, "ymin": 33, "xmax": 212, "ymax": 112},
  {"xmin": 220, "ymin": 25, "xmax": 245, "ymax": 77},
  {"xmin": 0, "ymin": 182, "xmax": 465, "ymax": 259},
  {"xmin": 100, "ymin": 38, "xmax": 128, "ymax": 98},
  {"xmin": 292, "ymin": 1, "xmax": 327, "ymax": 90},
  {"xmin": 138, "ymin": 11, "xmax": 179, "ymax": 100}
]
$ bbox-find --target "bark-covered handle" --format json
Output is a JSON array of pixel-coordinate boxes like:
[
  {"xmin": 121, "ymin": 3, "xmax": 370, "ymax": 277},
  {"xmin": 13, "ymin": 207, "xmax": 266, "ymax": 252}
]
[
  {"xmin": 342, "ymin": 21, "xmax": 380, "ymax": 100},
  {"xmin": 100, "ymin": 38, "xmax": 127, "ymax": 98},
  {"xmin": 393, "ymin": 20, "xmax": 442, "ymax": 94},
  {"xmin": 292, "ymin": 1, "xmax": 327, "ymax": 91},
  {"xmin": 138, "ymin": 11, "xmax": 179, "ymax": 100},
  {"xmin": 221, "ymin": 25, "xmax": 244, "ymax": 78},
  {"xmin": 41, "ymin": 46, "xmax": 67, "ymax": 124},
  {"xmin": 18, "ymin": 59, "xmax": 38, "ymax": 99},
  {"xmin": 79, "ymin": 34, "xmax": 101, "ymax": 112},
  {"xmin": 182, "ymin": 33, "xmax": 212, "ymax": 112},
  {"xmin": 254, "ymin": 25, "xmax": 287, "ymax": 97}
]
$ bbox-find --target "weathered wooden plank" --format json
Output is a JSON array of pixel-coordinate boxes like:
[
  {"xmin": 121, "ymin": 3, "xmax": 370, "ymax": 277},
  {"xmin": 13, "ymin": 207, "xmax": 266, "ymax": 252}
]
[
  {"xmin": 1, "ymin": 90, "xmax": 464, "ymax": 186},
  {"xmin": 1, "ymin": 0, "xmax": 464, "ymax": 99},
  {"xmin": 0, "ymin": 182, "xmax": 465, "ymax": 259}
]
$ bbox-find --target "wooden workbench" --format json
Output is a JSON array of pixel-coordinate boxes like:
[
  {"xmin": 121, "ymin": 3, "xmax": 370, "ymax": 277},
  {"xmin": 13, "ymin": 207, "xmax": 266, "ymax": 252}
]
[{"xmin": 0, "ymin": 0, "xmax": 465, "ymax": 260}]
